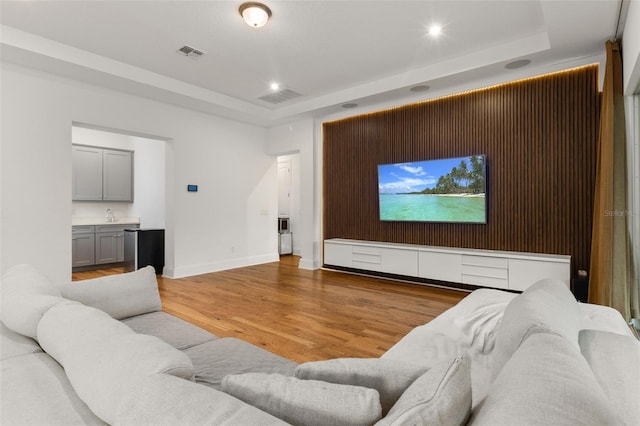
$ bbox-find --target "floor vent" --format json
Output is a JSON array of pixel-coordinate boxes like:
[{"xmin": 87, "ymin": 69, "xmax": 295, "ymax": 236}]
[{"xmin": 259, "ymin": 88, "xmax": 302, "ymax": 104}]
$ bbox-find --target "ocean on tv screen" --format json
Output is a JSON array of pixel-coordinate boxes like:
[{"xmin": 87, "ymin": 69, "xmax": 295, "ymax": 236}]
[
  {"xmin": 379, "ymin": 193, "xmax": 485, "ymax": 223},
  {"xmin": 377, "ymin": 155, "xmax": 487, "ymax": 223}
]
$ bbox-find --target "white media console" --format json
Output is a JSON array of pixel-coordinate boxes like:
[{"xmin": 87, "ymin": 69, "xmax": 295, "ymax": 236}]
[{"xmin": 323, "ymin": 239, "xmax": 571, "ymax": 292}]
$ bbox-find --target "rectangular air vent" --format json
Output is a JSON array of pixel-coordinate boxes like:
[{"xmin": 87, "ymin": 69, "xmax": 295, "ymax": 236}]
[
  {"xmin": 177, "ymin": 45, "xmax": 205, "ymax": 58},
  {"xmin": 258, "ymin": 88, "xmax": 303, "ymax": 104}
]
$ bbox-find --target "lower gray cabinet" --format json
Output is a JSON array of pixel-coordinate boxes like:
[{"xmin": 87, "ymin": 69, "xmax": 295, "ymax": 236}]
[
  {"xmin": 73, "ymin": 224, "xmax": 137, "ymax": 269},
  {"xmin": 72, "ymin": 226, "xmax": 95, "ymax": 267}
]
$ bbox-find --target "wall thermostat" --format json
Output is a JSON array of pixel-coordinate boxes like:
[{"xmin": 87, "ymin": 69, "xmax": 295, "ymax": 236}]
[{"xmin": 187, "ymin": 184, "xmax": 198, "ymax": 192}]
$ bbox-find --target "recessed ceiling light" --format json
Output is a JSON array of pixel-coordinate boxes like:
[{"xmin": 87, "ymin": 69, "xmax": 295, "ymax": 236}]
[
  {"xmin": 505, "ymin": 59, "xmax": 531, "ymax": 69},
  {"xmin": 410, "ymin": 85, "xmax": 430, "ymax": 92},
  {"xmin": 270, "ymin": 82, "xmax": 280, "ymax": 91},
  {"xmin": 342, "ymin": 103, "xmax": 358, "ymax": 109},
  {"xmin": 428, "ymin": 24, "xmax": 442, "ymax": 37}
]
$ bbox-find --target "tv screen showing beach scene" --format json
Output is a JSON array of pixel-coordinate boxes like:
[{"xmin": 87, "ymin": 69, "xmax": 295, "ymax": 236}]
[{"xmin": 378, "ymin": 155, "xmax": 487, "ymax": 223}]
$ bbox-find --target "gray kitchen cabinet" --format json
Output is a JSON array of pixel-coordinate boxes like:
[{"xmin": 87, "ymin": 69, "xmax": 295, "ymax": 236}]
[
  {"xmin": 103, "ymin": 149, "xmax": 133, "ymax": 201},
  {"xmin": 72, "ymin": 226, "xmax": 95, "ymax": 267},
  {"xmin": 72, "ymin": 146, "xmax": 103, "ymax": 201},
  {"xmin": 95, "ymin": 225, "xmax": 129, "ymax": 264},
  {"xmin": 73, "ymin": 224, "xmax": 137, "ymax": 269},
  {"xmin": 72, "ymin": 145, "xmax": 133, "ymax": 202}
]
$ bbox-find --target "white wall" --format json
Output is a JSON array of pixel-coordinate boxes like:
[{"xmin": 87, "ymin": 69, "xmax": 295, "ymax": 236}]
[{"xmin": 1, "ymin": 62, "xmax": 278, "ymax": 283}]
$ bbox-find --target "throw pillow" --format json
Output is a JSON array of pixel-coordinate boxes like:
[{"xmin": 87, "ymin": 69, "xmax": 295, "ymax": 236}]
[
  {"xmin": 295, "ymin": 358, "xmax": 428, "ymax": 415},
  {"xmin": 58, "ymin": 265, "xmax": 161, "ymax": 320},
  {"xmin": 222, "ymin": 373, "xmax": 382, "ymax": 426},
  {"xmin": 490, "ymin": 278, "xmax": 579, "ymax": 379},
  {"xmin": 375, "ymin": 355, "xmax": 471, "ymax": 426},
  {"xmin": 1, "ymin": 264, "xmax": 65, "ymax": 339}
]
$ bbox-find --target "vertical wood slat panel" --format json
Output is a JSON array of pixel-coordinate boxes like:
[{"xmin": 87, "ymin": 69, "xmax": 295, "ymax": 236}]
[{"xmin": 323, "ymin": 65, "xmax": 600, "ymax": 274}]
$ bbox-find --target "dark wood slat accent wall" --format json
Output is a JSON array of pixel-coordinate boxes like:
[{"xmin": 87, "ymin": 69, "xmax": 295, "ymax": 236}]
[{"xmin": 323, "ymin": 65, "xmax": 600, "ymax": 274}]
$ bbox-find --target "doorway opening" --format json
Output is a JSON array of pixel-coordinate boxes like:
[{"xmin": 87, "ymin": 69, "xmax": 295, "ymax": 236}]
[
  {"xmin": 277, "ymin": 153, "xmax": 301, "ymax": 261},
  {"xmin": 71, "ymin": 123, "xmax": 170, "ymax": 277}
]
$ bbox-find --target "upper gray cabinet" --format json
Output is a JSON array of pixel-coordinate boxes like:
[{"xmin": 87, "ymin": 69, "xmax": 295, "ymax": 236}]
[{"xmin": 72, "ymin": 145, "xmax": 133, "ymax": 201}]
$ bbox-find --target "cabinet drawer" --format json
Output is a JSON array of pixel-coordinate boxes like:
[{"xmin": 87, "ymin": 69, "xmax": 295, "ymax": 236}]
[
  {"xmin": 462, "ymin": 255, "xmax": 508, "ymax": 269},
  {"xmin": 72, "ymin": 226, "xmax": 94, "ymax": 234},
  {"xmin": 461, "ymin": 264, "xmax": 508, "ymax": 280},
  {"xmin": 351, "ymin": 245, "xmax": 381, "ymax": 256},
  {"xmin": 462, "ymin": 274, "xmax": 509, "ymax": 289},
  {"xmin": 95, "ymin": 224, "xmax": 137, "ymax": 233}
]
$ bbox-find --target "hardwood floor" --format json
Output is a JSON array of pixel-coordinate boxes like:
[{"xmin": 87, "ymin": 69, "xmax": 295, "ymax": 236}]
[{"xmin": 72, "ymin": 257, "xmax": 467, "ymax": 362}]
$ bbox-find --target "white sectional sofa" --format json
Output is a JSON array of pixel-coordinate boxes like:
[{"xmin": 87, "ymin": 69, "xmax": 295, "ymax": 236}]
[{"xmin": 1, "ymin": 264, "xmax": 638, "ymax": 425}]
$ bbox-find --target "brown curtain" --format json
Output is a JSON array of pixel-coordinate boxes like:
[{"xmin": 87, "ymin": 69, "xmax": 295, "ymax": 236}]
[{"xmin": 589, "ymin": 41, "xmax": 639, "ymax": 321}]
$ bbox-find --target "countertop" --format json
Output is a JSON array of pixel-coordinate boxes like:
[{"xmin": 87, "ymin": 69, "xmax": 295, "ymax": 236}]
[{"xmin": 72, "ymin": 217, "xmax": 140, "ymax": 226}]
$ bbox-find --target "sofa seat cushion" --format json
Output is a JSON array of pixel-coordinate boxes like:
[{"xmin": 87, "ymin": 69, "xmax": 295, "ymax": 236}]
[
  {"xmin": 37, "ymin": 301, "xmax": 195, "ymax": 424},
  {"xmin": 1, "ymin": 353, "xmax": 106, "ymax": 425},
  {"xmin": 184, "ymin": 337, "xmax": 298, "ymax": 390},
  {"xmin": 115, "ymin": 373, "xmax": 289, "ymax": 426},
  {"xmin": 0, "ymin": 322, "xmax": 43, "ymax": 361},
  {"xmin": 490, "ymin": 278, "xmax": 580, "ymax": 379},
  {"xmin": 295, "ymin": 358, "xmax": 428, "ymax": 415},
  {"xmin": 375, "ymin": 356, "xmax": 471, "ymax": 426},
  {"xmin": 1, "ymin": 264, "xmax": 65, "ymax": 339},
  {"xmin": 122, "ymin": 311, "xmax": 218, "ymax": 350},
  {"xmin": 222, "ymin": 373, "xmax": 382, "ymax": 426},
  {"xmin": 59, "ymin": 265, "xmax": 162, "ymax": 320},
  {"xmin": 579, "ymin": 329, "xmax": 640, "ymax": 426},
  {"xmin": 469, "ymin": 331, "xmax": 620, "ymax": 425}
]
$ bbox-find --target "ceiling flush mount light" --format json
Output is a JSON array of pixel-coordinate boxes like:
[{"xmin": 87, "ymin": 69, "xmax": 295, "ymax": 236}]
[
  {"xmin": 270, "ymin": 82, "xmax": 280, "ymax": 91},
  {"xmin": 428, "ymin": 24, "xmax": 442, "ymax": 38},
  {"xmin": 239, "ymin": 2, "xmax": 272, "ymax": 28}
]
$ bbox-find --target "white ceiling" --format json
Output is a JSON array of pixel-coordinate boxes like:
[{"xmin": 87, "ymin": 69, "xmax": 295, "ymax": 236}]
[{"xmin": 0, "ymin": 1, "xmax": 622, "ymax": 126}]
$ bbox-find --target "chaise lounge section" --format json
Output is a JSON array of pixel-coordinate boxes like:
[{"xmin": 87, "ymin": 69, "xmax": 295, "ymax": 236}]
[{"xmin": 1, "ymin": 264, "xmax": 638, "ymax": 425}]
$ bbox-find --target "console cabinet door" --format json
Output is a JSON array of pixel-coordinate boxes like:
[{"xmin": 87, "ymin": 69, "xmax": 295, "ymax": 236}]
[
  {"xmin": 72, "ymin": 229, "xmax": 95, "ymax": 267},
  {"xmin": 95, "ymin": 232, "xmax": 119, "ymax": 264},
  {"xmin": 418, "ymin": 251, "xmax": 462, "ymax": 282},
  {"xmin": 103, "ymin": 149, "xmax": 133, "ymax": 201},
  {"xmin": 72, "ymin": 146, "xmax": 103, "ymax": 201}
]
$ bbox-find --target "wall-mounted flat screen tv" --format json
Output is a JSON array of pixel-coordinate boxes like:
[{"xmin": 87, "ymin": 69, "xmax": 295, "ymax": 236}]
[{"xmin": 378, "ymin": 155, "xmax": 487, "ymax": 223}]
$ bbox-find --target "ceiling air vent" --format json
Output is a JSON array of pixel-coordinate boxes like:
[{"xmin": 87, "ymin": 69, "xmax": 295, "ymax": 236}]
[
  {"xmin": 177, "ymin": 45, "xmax": 205, "ymax": 58},
  {"xmin": 258, "ymin": 88, "xmax": 302, "ymax": 104}
]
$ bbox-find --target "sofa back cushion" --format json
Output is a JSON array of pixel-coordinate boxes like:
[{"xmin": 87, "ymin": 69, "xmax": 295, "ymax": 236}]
[
  {"xmin": 490, "ymin": 278, "xmax": 579, "ymax": 378},
  {"xmin": 470, "ymin": 331, "xmax": 619, "ymax": 425},
  {"xmin": 58, "ymin": 265, "xmax": 161, "ymax": 320},
  {"xmin": 37, "ymin": 301, "xmax": 194, "ymax": 424},
  {"xmin": 375, "ymin": 356, "xmax": 471, "ymax": 426},
  {"xmin": 579, "ymin": 329, "xmax": 640, "ymax": 426},
  {"xmin": 295, "ymin": 358, "xmax": 428, "ymax": 415},
  {"xmin": 1, "ymin": 264, "xmax": 65, "ymax": 339}
]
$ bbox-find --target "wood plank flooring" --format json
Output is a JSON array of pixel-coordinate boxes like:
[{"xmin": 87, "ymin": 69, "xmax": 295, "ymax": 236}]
[{"xmin": 72, "ymin": 257, "xmax": 467, "ymax": 362}]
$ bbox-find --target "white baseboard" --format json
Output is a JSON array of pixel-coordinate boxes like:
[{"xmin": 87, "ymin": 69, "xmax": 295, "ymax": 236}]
[{"xmin": 164, "ymin": 253, "xmax": 280, "ymax": 279}]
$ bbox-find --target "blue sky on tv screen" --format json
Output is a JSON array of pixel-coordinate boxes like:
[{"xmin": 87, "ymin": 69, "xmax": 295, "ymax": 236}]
[{"xmin": 378, "ymin": 156, "xmax": 473, "ymax": 194}]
